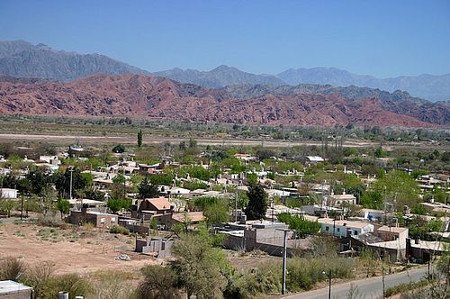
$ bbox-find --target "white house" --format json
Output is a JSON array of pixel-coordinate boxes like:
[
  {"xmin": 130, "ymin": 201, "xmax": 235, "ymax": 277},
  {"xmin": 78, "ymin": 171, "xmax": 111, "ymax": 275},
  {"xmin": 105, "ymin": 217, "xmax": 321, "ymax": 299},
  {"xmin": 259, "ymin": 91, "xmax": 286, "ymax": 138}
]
[
  {"xmin": 306, "ymin": 156, "xmax": 325, "ymax": 163},
  {"xmin": 318, "ymin": 218, "xmax": 374, "ymax": 237},
  {"xmin": 328, "ymin": 192, "xmax": 356, "ymax": 207},
  {"xmin": 0, "ymin": 188, "xmax": 18, "ymax": 199}
]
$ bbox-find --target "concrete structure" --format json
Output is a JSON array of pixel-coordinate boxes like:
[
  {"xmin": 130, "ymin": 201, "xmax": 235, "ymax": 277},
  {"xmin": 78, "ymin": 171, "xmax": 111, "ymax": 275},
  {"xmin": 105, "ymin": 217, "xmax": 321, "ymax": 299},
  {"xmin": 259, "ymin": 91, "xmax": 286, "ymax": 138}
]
[
  {"xmin": 328, "ymin": 192, "xmax": 356, "ymax": 207},
  {"xmin": 0, "ymin": 188, "xmax": 18, "ymax": 199},
  {"xmin": 0, "ymin": 280, "xmax": 33, "ymax": 299},
  {"xmin": 306, "ymin": 156, "xmax": 325, "ymax": 163},
  {"xmin": 318, "ymin": 218, "xmax": 374, "ymax": 237},
  {"xmin": 360, "ymin": 208, "xmax": 384, "ymax": 221},
  {"xmin": 69, "ymin": 207, "xmax": 117, "ymax": 228},
  {"xmin": 135, "ymin": 237, "xmax": 173, "ymax": 258},
  {"xmin": 221, "ymin": 221, "xmax": 312, "ymax": 256},
  {"xmin": 377, "ymin": 226, "xmax": 409, "ymax": 243}
]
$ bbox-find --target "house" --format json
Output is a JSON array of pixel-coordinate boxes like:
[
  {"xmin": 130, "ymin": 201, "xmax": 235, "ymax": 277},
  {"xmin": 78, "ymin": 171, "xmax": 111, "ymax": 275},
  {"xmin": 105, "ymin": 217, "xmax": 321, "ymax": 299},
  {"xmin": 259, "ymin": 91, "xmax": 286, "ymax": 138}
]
[
  {"xmin": 68, "ymin": 206, "xmax": 118, "ymax": 228},
  {"xmin": 167, "ymin": 211, "xmax": 206, "ymax": 228},
  {"xmin": 234, "ymin": 153, "xmax": 257, "ymax": 162},
  {"xmin": 360, "ymin": 208, "xmax": 384, "ymax": 221},
  {"xmin": 318, "ymin": 218, "xmax": 374, "ymax": 237},
  {"xmin": 0, "ymin": 280, "xmax": 33, "ymax": 299},
  {"xmin": 377, "ymin": 225, "xmax": 409, "ymax": 242},
  {"xmin": 138, "ymin": 197, "xmax": 173, "ymax": 214},
  {"xmin": 0, "ymin": 188, "xmax": 18, "ymax": 199},
  {"xmin": 305, "ymin": 156, "xmax": 325, "ymax": 163},
  {"xmin": 327, "ymin": 192, "xmax": 356, "ymax": 207},
  {"xmin": 135, "ymin": 237, "xmax": 173, "ymax": 258}
]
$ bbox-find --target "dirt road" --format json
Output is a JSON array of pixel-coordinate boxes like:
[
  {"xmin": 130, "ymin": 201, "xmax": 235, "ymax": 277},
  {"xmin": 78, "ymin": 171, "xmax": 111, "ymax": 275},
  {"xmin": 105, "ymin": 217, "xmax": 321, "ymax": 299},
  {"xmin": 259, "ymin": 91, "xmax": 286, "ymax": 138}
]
[{"xmin": 0, "ymin": 133, "xmax": 376, "ymax": 148}]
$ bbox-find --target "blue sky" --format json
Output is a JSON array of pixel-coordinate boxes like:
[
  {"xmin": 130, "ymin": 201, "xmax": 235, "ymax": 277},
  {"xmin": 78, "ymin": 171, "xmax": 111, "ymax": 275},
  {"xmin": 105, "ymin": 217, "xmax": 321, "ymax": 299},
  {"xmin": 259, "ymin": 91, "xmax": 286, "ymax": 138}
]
[{"xmin": 0, "ymin": 0, "xmax": 449, "ymax": 77}]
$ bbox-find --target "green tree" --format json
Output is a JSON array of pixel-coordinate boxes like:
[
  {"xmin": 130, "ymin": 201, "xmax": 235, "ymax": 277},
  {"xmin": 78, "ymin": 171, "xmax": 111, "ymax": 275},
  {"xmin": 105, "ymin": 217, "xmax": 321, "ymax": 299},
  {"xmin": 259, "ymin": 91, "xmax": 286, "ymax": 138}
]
[
  {"xmin": 53, "ymin": 168, "xmax": 91, "ymax": 198},
  {"xmin": 372, "ymin": 170, "xmax": 420, "ymax": 211},
  {"xmin": 139, "ymin": 265, "xmax": 180, "ymax": 299},
  {"xmin": 137, "ymin": 129, "xmax": 143, "ymax": 147},
  {"xmin": 26, "ymin": 169, "xmax": 51, "ymax": 196},
  {"xmin": 56, "ymin": 198, "xmax": 70, "ymax": 219},
  {"xmin": 138, "ymin": 176, "xmax": 159, "ymax": 199},
  {"xmin": 112, "ymin": 144, "xmax": 126, "ymax": 153},
  {"xmin": 204, "ymin": 199, "xmax": 229, "ymax": 226},
  {"xmin": 245, "ymin": 184, "xmax": 268, "ymax": 220},
  {"xmin": 171, "ymin": 229, "xmax": 230, "ymax": 298},
  {"xmin": 107, "ymin": 198, "xmax": 130, "ymax": 213},
  {"xmin": 277, "ymin": 213, "xmax": 320, "ymax": 238},
  {"xmin": 0, "ymin": 199, "xmax": 16, "ymax": 217}
]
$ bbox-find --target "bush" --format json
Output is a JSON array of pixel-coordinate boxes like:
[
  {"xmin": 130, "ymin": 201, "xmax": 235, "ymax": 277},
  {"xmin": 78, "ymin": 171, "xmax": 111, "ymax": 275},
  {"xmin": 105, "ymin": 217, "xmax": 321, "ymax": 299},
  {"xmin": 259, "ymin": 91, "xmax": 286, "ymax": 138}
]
[
  {"xmin": 39, "ymin": 273, "xmax": 92, "ymax": 299},
  {"xmin": 109, "ymin": 225, "xmax": 130, "ymax": 235},
  {"xmin": 138, "ymin": 265, "xmax": 180, "ymax": 299},
  {"xmin": 0, "ymin": 257, "xmax": 25, "ymax": 280},
  {"xmin": 385, "ymin": 279, "xmax": 431, "ymax": 297},
  {"xmin": 90, "ymin": 270, "xmax": 137, "ymax": 299},
  {"xmin": 287, "ymin": 256, "xmax": 355, "ymax": 291}
]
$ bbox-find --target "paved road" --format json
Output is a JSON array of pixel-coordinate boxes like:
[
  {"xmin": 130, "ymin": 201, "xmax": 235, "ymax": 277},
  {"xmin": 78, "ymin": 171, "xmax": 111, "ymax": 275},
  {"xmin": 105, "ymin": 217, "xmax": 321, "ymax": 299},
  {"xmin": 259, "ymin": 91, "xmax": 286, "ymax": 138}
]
[{"xmin": 284, "ymin": 266, "xmax": 429, "ymax": 299}]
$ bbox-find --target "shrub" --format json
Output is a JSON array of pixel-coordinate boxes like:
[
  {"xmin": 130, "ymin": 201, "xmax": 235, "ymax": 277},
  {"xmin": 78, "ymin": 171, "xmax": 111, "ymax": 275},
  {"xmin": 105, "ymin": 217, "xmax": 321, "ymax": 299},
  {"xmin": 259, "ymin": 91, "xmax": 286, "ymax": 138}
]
[
  {"xmin": 287, "ymin": 256, "xmax": 355, "ymax": 292},
  {"xmin": 138, "ymin": 265, "xmax": 180, "ymax": 299},
  {"xmin": 39, "ymin": 273, "xmax": 92, "ymax": 299},
  {"xmin": 0, "ymin": 257, "xmax": 25, "ymax": 280},
  {"xmin": 90, "ymin": 270, "xmax": 137, "ymax": 299},
  {"xmin": 109, "ymin": 225, "xmax": 130, "ymax": 235}
]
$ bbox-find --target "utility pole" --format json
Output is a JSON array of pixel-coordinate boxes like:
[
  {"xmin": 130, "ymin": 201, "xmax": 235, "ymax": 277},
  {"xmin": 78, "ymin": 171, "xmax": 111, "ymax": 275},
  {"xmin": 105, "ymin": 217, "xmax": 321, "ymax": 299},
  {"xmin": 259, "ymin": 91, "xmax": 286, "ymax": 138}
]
[
  {"xmin": 20, "ymin": 194, "xmax": 24, "ymax": 220},
  {"xmin": 328, "ymin": 269, "xmax": 332, "ymax": 299},
  {"xmin": 235, "ymin": 189, "xmax": 238, "ymax": 222},
  {"xmin": 277, "ymin": 229, "xmax": 289, "ymax": 295},
  {"xmin": 69, "ymin": 168, "xmax": 74, "ymax": 200}
]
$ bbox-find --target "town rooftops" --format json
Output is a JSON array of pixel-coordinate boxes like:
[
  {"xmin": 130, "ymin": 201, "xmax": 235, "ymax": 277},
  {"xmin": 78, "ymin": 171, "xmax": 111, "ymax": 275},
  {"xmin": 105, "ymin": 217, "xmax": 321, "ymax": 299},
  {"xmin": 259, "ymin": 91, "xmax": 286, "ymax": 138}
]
[
  {"xmin": 306, "ymin": 156, "xmax": 324, "ymax": 162},
  {"xmin": 144, "ymin": 197, "xmax": 172, "ymax": 210},
  {"xmin": 377, "ymin": 225, "xmax": 409, "ymax": 234},
  {"xmin": 318, "ymin": 218, "xmax": 372, "ymax": 229},
  {"xmin": 172, "ymin": 212, "xmax": 205, "ymax": 223}
]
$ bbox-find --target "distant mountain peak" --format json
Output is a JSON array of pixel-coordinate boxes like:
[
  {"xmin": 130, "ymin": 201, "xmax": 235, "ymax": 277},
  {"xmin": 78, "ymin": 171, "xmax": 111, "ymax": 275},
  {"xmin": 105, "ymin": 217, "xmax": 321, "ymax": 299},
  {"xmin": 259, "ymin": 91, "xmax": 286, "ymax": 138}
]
[{"xmin": 0, "ymin": 40, "xmax": 148, "ymax": 81}]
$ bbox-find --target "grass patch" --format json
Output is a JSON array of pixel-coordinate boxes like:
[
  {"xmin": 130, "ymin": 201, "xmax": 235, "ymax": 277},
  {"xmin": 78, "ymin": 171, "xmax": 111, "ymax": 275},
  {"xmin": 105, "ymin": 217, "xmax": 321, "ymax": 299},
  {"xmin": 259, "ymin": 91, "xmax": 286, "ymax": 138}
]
[
  {"xmin": 109, "ymin": 225, "xmax": 130, "ymax": 235},
  {"xmin": 385, "ymin": 278, "xmax": 432, "ymax": 297}
]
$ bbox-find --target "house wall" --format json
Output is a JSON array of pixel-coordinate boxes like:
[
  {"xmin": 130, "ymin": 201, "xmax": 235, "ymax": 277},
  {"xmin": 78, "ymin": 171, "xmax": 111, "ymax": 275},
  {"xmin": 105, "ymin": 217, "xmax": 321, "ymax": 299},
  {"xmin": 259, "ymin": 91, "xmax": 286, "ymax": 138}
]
[
  {"xmin": 0, "ymin": 189, "xmax": 18, "ymax": 199},
  {"xmin": 320, "ymin": 223, "xmax": 374, "ymax": 238},
  {"xmin": 136, "ymin": 238, "xmax": 173, "ymax": 258},
  {"xmin": 0, "ymin": 290, "xmax": 33, "ymax": 299},
  {"xmin": 69, "ymin": 210, "xmax": 117, "ymax": 228}
]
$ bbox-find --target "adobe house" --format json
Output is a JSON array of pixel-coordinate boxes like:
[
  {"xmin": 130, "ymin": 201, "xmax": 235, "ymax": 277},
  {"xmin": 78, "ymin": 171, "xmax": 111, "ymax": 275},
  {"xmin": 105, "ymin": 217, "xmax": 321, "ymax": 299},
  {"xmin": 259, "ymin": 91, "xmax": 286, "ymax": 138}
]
[
  {"xmin": 134, "ymin": 197, "xmax": 174, "ymax": 224},
  {"xmin": 69, "ymin": 205, "xmax": 118, "ymax": 228}
]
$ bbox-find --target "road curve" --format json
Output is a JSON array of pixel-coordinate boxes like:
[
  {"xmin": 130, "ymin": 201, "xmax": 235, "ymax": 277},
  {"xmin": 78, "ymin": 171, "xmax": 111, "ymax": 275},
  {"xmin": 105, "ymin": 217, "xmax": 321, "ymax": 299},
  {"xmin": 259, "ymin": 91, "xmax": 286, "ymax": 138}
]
[{"xmin": 283, "ymin": 266, "xmax": 428, "ymax": 299}]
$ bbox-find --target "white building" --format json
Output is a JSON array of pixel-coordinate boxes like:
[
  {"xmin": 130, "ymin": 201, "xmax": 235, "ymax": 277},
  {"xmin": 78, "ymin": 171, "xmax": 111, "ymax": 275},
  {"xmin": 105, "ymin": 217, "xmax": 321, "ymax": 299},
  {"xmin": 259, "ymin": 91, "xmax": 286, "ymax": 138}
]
[
  {"xmin": 0, "ymin": 188, "xmax": 18, "ymax": 199},
  {"xmin": 318, "ymin": 218, "xmax": 374, "ymax": 237}
]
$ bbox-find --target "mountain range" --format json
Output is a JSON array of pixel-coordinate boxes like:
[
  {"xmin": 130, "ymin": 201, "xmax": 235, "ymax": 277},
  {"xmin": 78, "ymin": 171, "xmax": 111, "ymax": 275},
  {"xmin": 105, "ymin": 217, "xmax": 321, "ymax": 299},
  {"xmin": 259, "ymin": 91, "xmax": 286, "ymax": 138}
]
[
  {"xmin": 0, "ymin": 40, "xmax": 147, "ymax": 82},
  {"xmin": 0, "ymin": 40, "xmax": 449, "ymax": 102},
  {"xmin": 0, "ymin": 40, "xmax": 449, "ymax": 128},
  {"xmin": 0, "ymin": 74, "xmax": 448, "ymax": 127}
]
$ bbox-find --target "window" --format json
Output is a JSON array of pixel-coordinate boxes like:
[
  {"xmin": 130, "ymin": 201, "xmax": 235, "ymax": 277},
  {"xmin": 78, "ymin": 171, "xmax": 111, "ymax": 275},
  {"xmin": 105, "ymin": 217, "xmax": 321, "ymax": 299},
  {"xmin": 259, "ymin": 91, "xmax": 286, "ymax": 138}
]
[
  {"xmin": 354, "ymin": 230, "xmax": 358, "ymax": 235},
  {"xmin": 161, "ymin": 241, "xmax": 165, "ymax": 251},
  {"xmin": 325, "ymin": 226, "xmax": 329, "ymax": 231},
  {"xmin": 337, "ymin": 228, "xmax": 340, "ymax": 232}
]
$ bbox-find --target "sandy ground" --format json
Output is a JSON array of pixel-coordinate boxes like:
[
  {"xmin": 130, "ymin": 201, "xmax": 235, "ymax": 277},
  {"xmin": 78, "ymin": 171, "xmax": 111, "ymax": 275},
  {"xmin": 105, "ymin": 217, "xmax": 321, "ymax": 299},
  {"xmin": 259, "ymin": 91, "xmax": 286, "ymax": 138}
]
[
  {"xmin": 0, "ymin": 132, "xmax": 377, "ymax": 148},
  {"xmin": 0, "ymin": 220, "xmax": 158, "ymax": 275}
]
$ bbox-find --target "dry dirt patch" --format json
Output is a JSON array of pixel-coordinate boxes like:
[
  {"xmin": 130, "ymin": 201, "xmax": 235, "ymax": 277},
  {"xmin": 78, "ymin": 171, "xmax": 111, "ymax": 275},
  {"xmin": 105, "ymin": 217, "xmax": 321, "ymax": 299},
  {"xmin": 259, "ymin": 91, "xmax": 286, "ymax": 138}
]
[{"xmin": 0, "ymin": 221, "xmax": 158, "ymax": 275}]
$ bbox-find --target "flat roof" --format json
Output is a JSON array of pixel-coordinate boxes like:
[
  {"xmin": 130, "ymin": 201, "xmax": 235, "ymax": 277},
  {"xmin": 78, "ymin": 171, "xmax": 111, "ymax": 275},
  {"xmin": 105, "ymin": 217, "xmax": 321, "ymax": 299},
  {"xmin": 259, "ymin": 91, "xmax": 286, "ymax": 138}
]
[
  {"xmin": 377, "ymin": 226, "xmax": 409, "ymax": 234},
  {"xmin": 0, "ymin": 280, "xmax": 32, "ymax": 294},
  {"xmin": 318, "ymin": 218, "xmax": 372, "ymax": 229}
]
